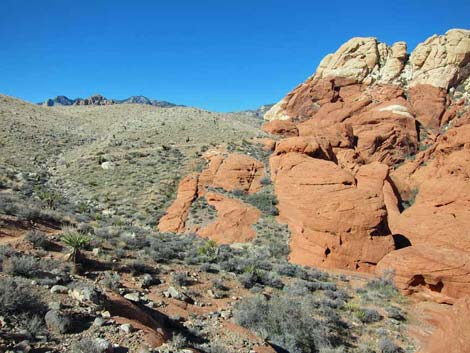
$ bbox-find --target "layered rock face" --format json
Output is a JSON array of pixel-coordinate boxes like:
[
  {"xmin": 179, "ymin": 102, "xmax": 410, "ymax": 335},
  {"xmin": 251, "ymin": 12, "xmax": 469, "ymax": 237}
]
[{"xmin": 264, "ymin": 29, "xmax": 470, "ymax": 301}]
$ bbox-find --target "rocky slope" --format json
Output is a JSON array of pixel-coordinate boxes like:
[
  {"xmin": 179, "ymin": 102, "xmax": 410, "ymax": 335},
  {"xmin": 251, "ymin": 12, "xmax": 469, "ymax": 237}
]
[{"xmin": 1, "ymin": 94, "xmax": 416, "ymax": 352}]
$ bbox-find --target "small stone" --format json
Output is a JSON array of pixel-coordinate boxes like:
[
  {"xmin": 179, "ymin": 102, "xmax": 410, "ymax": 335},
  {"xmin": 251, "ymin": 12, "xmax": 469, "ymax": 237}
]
[
  {"xmin": 140, "ymin": 274, "xmax": 160, "ymax": 289},
  {"xmin": 101, "ymin": 161, "xmax": 115, "ymax": 170},
  {"xmin": 50, "ymin": 285, "xmax": 68, "ymax": 294},
  {"xmin": 94, "ymin": 338, "xmax": 113, "ymax": 353},
  {"xmin": 220, "ymin": 310, "xmax": 232, "ymax": 319},
  {"xmin": 119, "ymin": 323, "xmax": 134, "ymax": 334},
  {"xmin": 48, "ymin": 302, "xmax": 62, "ymax": 310},
  {"xmin": 124, "ymin": 292, "xmax": 140, "ymax": 303},
  {"xmin": 70, "ymin": 286, "xmax": 101, "ymax": 304},
  {"xmin": 207, "ymin": 289, "xmax": 223, "ymax": 299},
  {"xmin": 163, "ymin": 286, "xmax": 194, "ymax": 304},
  {"xmin": 101, "ymin": 311, "xmax": 111, "ymax": 319},
  {"xmin": 93, "ymin": 317, "xmax": 106, "ymax": 327},
  {"xmin": 92, "ymin": 248, "xmax": 102, "ymax": 256}
]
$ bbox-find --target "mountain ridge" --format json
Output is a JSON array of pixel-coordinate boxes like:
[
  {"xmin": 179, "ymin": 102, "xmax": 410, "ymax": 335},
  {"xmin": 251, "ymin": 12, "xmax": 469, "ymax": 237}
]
[{"xmin": 39, "ymin": 94, "xmax": 182, "ymax": 108}]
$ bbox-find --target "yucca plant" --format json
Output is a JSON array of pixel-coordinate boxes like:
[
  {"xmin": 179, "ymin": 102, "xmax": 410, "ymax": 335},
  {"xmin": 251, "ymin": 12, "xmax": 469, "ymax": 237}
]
[{"xmin": 62, "ymin": 229, "xmax": 91, "ymax": 265}]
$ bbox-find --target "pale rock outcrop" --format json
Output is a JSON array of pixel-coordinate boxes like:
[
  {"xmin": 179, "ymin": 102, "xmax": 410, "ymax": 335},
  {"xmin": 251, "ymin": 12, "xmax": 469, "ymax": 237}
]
[
  {"xmin": 410, "ymin": 29, "xmax": 470, "ymax": 89},
  {"xmin": 264, "ymin": 29, "xmax": 470, "ymax": 123}
]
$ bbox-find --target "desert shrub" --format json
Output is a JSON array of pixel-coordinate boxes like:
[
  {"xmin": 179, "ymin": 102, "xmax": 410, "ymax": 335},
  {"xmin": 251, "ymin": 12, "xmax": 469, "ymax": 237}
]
[
  {"xmin": 386, "ymin": 306, "xmax": 405, "ymax": 321},
  {"xmin": 148, "ymin": 232, "xmax": 198, "ymax": 263},
  {"xmin": 260, "ymin": 176, "xmax": 271, "ymax": 186},
  {"xmin": 172, "ymin": 272, "xmax": 191, "ymax": 287},
  {"xmin": 22, "ymin": 314, "xmax": 45, "ymax": 336},
  {"xmin": 366, "ymin": 270, "xmax": 398, "ymax": 299},
  {"xmin": 0, "ymin": 244, "xmax": 17, "ymax": 258},
  {"xmin": 114, "ymin": 247, "xmax": 126, "ymax": 259},
  {"xmin": 0, "ymin": 277, "xmax": 47, "ymax": 318},
  {"xmin": 127, "ymin": 260, "xmax": 154, "ymax": 275},
  {"xmin": 168, "ymin": 333, "xmax": 188, "ymax": 349},
  {"xmin": 3, "ymin": 254, "xmax": 41, "ymax": 277},
  {"xmin": 245, "ymin": 190, "xmax": 279, "ymax": 216},
  {"xmin": 197, "ymin": 239, "xmax": 217, "ymax": 261},
  {"xmin": 200, "ymin": 262, "xmax": 218, "ymax": 273},
  {"xmin": 120, "ymin": 233, "xmax": 149, "ymax": 250},
  {"xmin": 356, "ymin": 308, "xmax": 382, "ymax": 323},
  {"xmin": 3, "ymin": 254, "xmax": 62, "ymax": 279},
  {"xmin": 212, "ymin": 278, "xmax": 228, "ymax": 291},
  {"xmin": 276, "ymin": 262, "xmax": 298, "ymax": 277},
  {"xmin": 378, "ymin": 338, "xmax": 403, "ymax": 353},
  {"xmin": 259, "ymin": 271, "xmax": 284, "ymax": 289},
  {"xmin": 100, "ymin": 272, "xmax": 122, "ymax": 292},
  {"xmin": 401, "ymin": 188, "xmax": 418, "ymax": 210},
  {"xmin": 238, "ymin": 272, "xmax": 257, "ymax": 289},
  {"xmin": 71, "ymin": 339, "xmax": 110, "ymax": 353},
  {"xmin": 296, "ymin": 267, "xmax": 329, "ymax": 282},
  {"xmin": 232, "ymin": 189, "xmax": 246, "ymax": 197},
  {"xmin": 283, "ymin": 280, "xmax": 311, "ymax": 296},
  {"xmin": 234, "ymin": 293, "xmax": 343, "ymax": 353},
  {"xmin": 25, "ymin": 230, "xmax": 51, "ymax": 250}
]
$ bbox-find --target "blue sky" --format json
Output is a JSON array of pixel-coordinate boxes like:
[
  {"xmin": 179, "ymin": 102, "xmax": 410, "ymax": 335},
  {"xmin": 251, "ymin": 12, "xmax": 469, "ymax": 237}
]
[{"xmin": 1, "ymin": 1, "xmax": 469, "ymax": 112}]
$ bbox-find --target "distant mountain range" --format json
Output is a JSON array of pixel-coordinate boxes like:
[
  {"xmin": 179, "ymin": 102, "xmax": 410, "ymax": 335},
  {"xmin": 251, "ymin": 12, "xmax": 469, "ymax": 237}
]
[
  {"xmin": 235, "ymin": 104, "xmax": 274, "ymax": 119},
  {"xmin": 39, "ymin": 94, "xmax": 182, "ymax": 108}
]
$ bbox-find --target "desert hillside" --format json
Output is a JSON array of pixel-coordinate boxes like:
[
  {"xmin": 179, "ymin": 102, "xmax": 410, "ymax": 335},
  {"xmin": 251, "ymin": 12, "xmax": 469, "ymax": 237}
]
[{"xmin": 1, "ymin": 28, "xmax": 470, "ymax": 353}]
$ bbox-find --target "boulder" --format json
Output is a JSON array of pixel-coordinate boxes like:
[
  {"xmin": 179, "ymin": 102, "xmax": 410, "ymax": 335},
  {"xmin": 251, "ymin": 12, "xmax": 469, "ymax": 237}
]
[
  {"xmin": 377, "ymin": 245, "xmax": 470, "ymax": 304},
  {"xmin": 261, "ymin": 120, "xmax": 298, "ymax": 136},
  {"xmin": 198, "ymin": 192, "xmax": 261, "ymax": 244},
  {"xmin": 270, "ymin": 152, "xmax": 395, "ymax": 271},
  {"xmin": 408, "ymin": 84, "xmax": 448, "ymax": 128}
]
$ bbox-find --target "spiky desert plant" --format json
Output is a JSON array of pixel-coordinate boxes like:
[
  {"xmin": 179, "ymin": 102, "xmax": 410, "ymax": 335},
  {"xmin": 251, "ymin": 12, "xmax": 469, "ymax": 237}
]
[{"xmin": 62, "ymin": 228, "xmax": 91, "ymax": 264}]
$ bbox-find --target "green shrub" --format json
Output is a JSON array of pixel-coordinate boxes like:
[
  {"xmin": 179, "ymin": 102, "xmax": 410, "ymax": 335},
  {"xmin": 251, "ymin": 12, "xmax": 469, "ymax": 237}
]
[
  {"xmin": 355, "ymin": 308, "xmax": 382, "ymax": 323},
  {"xmin": 245, "ymin": 190, "xmax": 279, "ymax": 216},
  {"xmin": 62, "ymin": 229, "xmax": 91, "ymax": 263}
]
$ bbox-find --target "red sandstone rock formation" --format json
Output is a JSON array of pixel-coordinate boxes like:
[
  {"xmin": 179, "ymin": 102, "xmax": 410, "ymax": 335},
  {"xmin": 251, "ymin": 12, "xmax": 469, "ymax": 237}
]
[
  {"xmin": 262, "ymin": 29, "xmax": 470, "ymax": 298},
  {"xmin": 158, "ymin": 173, "xmax": 199, "ymax": 233},
  {"xmin": 198, "ymin": 153, "xmax": 265, "ymax": 195},
  {"xmin": 417, "ymin": 296, "xmax": 470, "ymax": 353},
  {"xmin": 261, "ymin": 119, "xmax": 298, "ymax": 136},
  {"xmin": 198, "ymin": 192, "xmax": 261, "ymax": 244}
]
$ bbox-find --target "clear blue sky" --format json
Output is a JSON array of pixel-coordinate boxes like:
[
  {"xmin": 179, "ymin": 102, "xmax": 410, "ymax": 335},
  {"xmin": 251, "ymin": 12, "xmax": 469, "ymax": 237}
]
[{"xmin": 1, "ymin": 0, "xmax": 469, "ymax": 112}]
